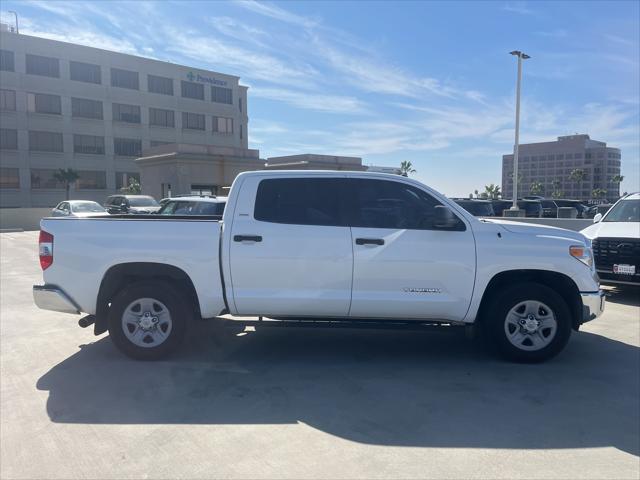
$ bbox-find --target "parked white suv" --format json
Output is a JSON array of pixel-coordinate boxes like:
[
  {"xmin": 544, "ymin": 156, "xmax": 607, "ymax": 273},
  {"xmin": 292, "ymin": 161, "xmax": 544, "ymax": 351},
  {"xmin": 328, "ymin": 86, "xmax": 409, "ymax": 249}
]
[
  {"xmin": 581, "ymin": 192, "xmax": 640, "ymax": 286},
  {"xmin": 33, "ymin": 171, "xmax": 604, "ymax": 362}
]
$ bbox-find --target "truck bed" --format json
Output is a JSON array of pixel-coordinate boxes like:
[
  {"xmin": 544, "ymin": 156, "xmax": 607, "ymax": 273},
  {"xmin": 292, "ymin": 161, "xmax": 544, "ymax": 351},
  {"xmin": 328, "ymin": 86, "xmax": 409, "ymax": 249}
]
[{"xmin": 39, "ymin": 216, "xmax": 225, "ymax": 318}]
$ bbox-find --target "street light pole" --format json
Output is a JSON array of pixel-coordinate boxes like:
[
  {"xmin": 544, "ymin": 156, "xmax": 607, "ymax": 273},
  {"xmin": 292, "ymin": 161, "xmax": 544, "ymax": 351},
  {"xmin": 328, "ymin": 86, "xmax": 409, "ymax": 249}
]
[
  {"xmin": 509, "ymin": 50, "xmax": 529, "ymax": 210},
  {"xmin": 7, "ymin": 11, "xmax": 19, "ymax": 34}
]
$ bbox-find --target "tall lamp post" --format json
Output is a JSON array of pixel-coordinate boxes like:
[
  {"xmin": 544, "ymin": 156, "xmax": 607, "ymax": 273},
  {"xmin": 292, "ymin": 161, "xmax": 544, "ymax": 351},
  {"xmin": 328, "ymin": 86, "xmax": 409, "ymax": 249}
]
[
  {"xmin": 509, "ymin": 50, "xmax": 529, "ymax": 210},
  {"xmin": 8, "ymin": 11, "xmax": 19, "ymax": 34}
]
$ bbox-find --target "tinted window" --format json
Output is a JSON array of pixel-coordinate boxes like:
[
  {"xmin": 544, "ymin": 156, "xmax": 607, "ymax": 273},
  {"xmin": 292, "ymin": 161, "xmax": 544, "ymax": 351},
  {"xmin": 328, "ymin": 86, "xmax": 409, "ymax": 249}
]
[
  {"xmin": 0, "ymin": 50, "xmax": 14, "ymax": 71},
  {"xmin": 148, "ymin": 74, "xmax": 173, "ymax": 95},
  {"xmin": 454, "ymin": 200, "xmax": 494, "ymax": 216},
  {"xmin": 128, "ymin": 197, "xmax": 159, "ymax": 207},
  {"xmin": 181, "ymin": 81, "xmax": 204, "ymax": 100},
  {"xmin": 113, "ymin": 103, "xmax": 141, "ymax": 123},
  {"xmin": 111, "ymin": 68, "xmax": 139, "ymax": 89},
  {"xmin": 349, "ymin": 179, "xmax": 457, "ymax": 230},
  {"xmin": 26, "ymin": 54, "xmax": 59, "ymax": 77},
  {"xmin": 70, "ymin": 61, "xmax": 101, "ymax": 84},
  {"xmin": 254, "ymin": 178, "xmax": 346, "ymax": 226},
  {"xmin": 0, "ymin": 89, "xmax": 16, "ymax": 111},
  {"xmin": 212, "ymin": 86, "xmax": 232, "ymax": 104},
  {"xmin": 0, "ymin": 128, "xmax": 18, "ymax": 150},
  {"xmin": 71, "ymin": 98, "xmax": 103, "ymax": 119}
]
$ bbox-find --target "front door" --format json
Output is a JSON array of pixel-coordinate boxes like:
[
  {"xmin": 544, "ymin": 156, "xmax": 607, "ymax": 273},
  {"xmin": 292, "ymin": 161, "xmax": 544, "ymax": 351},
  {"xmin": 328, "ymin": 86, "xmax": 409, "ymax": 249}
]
[
  {"xmin": 228, "ymin": 175, "xmax": 353, "ymax": 317},
  {"xmin": 347, "ymin": 178, "xmax": 476, "ymax": 321}
]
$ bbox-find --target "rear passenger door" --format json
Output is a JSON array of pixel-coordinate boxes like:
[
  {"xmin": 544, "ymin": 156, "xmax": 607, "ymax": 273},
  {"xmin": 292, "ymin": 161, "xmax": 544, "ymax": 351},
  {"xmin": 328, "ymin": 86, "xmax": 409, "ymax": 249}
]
[
  {"xmin": 228, "ymin": 176, "xmax": 353, "ymax": 317},
  {"xmin": 347, "ymin": 178, "xmax": 476, "ymax": 321}
]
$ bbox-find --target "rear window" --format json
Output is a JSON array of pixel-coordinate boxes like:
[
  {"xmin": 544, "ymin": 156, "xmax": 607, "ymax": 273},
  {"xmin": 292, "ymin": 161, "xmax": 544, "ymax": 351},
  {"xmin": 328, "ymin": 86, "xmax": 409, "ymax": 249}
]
[
  {"xmin": 455, "ymin": 201, "xmax": 493, "ymax": 216},
  {"xmin": 254, "ymin": 178, "xmax": 346, "ymax": 226},
  {"xmin": 128, "ymin": 197, "xmax": 159, "ymax": 207}
]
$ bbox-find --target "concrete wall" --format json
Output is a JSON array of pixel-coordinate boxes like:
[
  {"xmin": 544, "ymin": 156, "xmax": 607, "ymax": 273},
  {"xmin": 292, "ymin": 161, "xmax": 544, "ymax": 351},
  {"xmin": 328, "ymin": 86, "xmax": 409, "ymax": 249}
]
[{"xmin": 0, "ymin": 208, "xmax": 51, "ymax": 231}]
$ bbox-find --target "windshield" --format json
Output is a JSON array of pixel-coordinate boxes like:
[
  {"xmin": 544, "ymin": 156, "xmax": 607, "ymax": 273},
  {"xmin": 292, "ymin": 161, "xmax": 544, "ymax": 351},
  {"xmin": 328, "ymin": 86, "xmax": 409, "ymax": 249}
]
[
  {"xmin": 128, "ymin": 197, "xmax": 159, "ymax": 207},
  {"xmin": 603, "ymin": 199, "xmax": 640, "ymax": 222},
  {"xmin": 71, "ymin": 202, "xmax": 105, "ymax": 213}
]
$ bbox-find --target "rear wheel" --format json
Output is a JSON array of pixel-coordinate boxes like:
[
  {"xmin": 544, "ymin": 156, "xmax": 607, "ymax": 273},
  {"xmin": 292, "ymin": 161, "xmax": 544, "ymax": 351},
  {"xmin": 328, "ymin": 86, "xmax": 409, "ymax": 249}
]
[
  {"xmin": 485, "ymin": 283, "xmax": 572, "ymax": 362},
  {"xmin": 108, "ymin": 281, "xmax": 190, "ymax": 360}
]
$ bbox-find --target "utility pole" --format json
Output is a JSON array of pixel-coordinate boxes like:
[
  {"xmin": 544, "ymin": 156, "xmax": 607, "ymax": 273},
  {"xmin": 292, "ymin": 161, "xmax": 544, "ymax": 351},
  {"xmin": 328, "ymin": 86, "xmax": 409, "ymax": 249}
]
[
  {"xmin": 509, "ymin": 50, "xmax": 529, "ymax": 211},
  {"xmin": 8, "ymin": 11, "xmax": 19, "ymax": 34}
]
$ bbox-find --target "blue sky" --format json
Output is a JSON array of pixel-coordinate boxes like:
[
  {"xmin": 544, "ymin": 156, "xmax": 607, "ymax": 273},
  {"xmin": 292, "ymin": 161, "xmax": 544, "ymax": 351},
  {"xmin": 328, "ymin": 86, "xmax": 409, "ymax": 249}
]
[{"xmin": 2, "ymin": 0, "xmax": 638, "ymax": 196}]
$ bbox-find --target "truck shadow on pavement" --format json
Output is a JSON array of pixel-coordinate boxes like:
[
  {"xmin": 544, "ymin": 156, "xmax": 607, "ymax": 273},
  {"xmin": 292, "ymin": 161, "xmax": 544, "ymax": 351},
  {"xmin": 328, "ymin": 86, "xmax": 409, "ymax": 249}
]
[{"xmin": 37, "ymin": 323, "xmax": 639, "ymax": 456}]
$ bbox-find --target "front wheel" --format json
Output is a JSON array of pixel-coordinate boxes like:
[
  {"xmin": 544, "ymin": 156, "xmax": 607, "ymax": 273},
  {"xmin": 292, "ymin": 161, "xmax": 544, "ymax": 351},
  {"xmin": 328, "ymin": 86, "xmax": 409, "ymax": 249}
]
[
  {"xmin": 108, "ymin": 281, "xmax": 190, "ymax": 360},
  {"xmin": 485, "ymin": 283, "xmax": 572, "ymax": 363}
]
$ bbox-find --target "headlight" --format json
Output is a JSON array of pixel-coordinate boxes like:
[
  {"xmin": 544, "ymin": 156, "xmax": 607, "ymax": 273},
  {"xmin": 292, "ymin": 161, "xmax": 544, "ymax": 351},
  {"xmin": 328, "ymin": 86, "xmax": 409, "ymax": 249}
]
[{"xmin": 570, "ymin": 245, "xmax": 593, "ymax": 268}]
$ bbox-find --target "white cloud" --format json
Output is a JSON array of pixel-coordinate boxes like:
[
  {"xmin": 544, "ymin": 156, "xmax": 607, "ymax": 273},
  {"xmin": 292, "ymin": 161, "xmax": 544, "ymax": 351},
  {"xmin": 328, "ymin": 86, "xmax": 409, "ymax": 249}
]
[
  {"xmin": 503, "ymin": 1, "xmax": 534, "ymax": 15},
  {"xmin": 234, "ymin": 0, "xmax": 320, "ymax": 28},
  {"xmin": 250, "ymin": 87, "xmax": 368, "ymax": 114}
]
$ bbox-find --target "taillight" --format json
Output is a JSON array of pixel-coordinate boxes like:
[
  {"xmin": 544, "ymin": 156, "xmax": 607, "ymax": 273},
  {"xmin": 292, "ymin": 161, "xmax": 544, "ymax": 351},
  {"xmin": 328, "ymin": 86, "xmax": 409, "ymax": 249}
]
[{"xmin": 39, "ymin": 230, "xmax": 54, "ymax": 270}]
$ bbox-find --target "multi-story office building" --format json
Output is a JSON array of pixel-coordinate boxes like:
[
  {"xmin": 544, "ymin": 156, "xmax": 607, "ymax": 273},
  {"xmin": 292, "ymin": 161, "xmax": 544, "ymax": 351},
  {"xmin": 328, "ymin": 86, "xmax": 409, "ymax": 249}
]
[
  {"xmin": 0, "ymin": 31, "xmax": 250, "ymax": 207},
  {"xmin": 501, "ymin": 134, "xmax": 622, "ymax": 201}
]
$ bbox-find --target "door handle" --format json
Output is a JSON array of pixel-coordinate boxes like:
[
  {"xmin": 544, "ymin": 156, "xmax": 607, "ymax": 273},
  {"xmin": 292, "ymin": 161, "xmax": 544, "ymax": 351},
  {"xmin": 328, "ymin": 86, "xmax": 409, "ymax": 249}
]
[
  {"xmin": 234, "ymin": 235, "xmax": 262, "ymax": 242},
  {"xmin": 355, "ymin": 238, "xmax": 384, "ymax": 246}
]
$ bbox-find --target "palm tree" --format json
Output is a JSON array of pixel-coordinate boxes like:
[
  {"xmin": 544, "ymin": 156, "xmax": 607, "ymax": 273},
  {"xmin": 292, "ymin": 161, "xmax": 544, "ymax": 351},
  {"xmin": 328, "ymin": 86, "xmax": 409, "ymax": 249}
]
[
  {"xmin": 529, "ymin": 181, "xmax": 544, "ymax": 196},
  {"xmin": 551, "ymin": 180, "xmax": 563, "ymax": 199},
  {"xmin": 121, "ymin": 178, "xmax": 141, "ymax": 194},
  {"xmin": 399, "ymin": 161, "xmax": 416, "ymax": 177},
  {"xmin": 612, "ymin": 174, "xmax": 624, "ymax": 184},
  {"xmin": 592, "ymin": 188, "xmax": 607, "ymax": 199},
  {"xmin": 569, "ymin": 168, "xmax": 587, "ymax": 198},
  {"xmin": 53, "ymin": 168, "xmax": 80, "ymax": 200},
  {"xmin": 484, "ymin": 184, "xmax": 501, "ymax": 199}
]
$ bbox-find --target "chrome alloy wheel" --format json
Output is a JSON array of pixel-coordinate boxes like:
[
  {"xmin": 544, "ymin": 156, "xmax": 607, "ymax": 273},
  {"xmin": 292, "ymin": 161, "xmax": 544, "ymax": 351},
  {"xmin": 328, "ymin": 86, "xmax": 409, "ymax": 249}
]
[
  {"xmin": 504, "ymin": 300, "xmax": 557, "ymax": 351},
  {"xmin": 121, "ymin": 297, "xmax": 172, "ymax": 348}
]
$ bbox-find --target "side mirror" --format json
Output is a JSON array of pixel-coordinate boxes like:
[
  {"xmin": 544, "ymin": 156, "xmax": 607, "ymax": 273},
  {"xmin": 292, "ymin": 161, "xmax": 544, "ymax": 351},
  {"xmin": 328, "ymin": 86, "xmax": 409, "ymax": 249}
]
[
  {"xmin": 433, "ymin": 206, "xmax": 459, "ymax": 229},
  {"xmin": 593, "ymin": 213, "xmax": 602, "ymax": 223}
]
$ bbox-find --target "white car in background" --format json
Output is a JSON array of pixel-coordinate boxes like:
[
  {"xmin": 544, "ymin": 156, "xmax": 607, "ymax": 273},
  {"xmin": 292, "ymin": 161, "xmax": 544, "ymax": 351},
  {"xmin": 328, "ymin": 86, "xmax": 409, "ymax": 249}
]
[
  {"xmin": 581, "ymin": 192, "xmax": 640, "ymax": 286},
  {"xmin": 51, "ymin": 201, "xmax": 109, "ymax": 218}
]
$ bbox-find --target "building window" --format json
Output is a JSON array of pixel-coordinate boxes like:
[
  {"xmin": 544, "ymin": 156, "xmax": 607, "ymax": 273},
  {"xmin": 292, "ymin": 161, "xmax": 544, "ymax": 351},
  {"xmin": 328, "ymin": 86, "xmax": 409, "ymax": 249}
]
[
  {"xmin": 0, "ymin": 168, "xmax": 19, "ymax": 189},
  {"xmin": 73, "ymin": 134, "xmax": 105, "ymax": 155},
  {"xmin": 28, "ymin": 131, "xmax": 63, "ymax": 152},
  {"xmin": 239, "ymin": 97, "xmax": 243, "ymax": 112},
  {"xmin": 574, "ymin": 153, "xmax": 583, "ymax": 159},
  {"xmin": 212, "ymin": 86, "xmax": 232, "ymax": 104},
  {"xmin": 26, "ymin": 54, "xmax": 60, "ymax": 77},
  {"xmin": 149, "ymin": 107, "xmax": 175, "ymax": 127},
  {"xmin": 77, "ymin": 170, "xmax": 106, "ymax": 189},
  {"xmin": 71, "ymin": 97, "xmax": 103, "ymax": 119},
  {"xmin": 212, "ymin": 116, "xmax": 233, "ymax": 134},
  {"xmin": 182, "ymin": 112, "xmax": 205, "ymax": 130},
  {"xmin": 148, "ymin": 74, "xmax": 173, "ymax": 95},
  {"xmin": 150, "ymin": 140, "xmax": 172, "ymax": 147},
  {"xmin": 0, "ymin": 129, "xmax": 18, "ymax": 150},
  {"xmin": 114, "ymin": 138, "xmax": 142, "ymax": 157},
  {"xmin": 115, "ymin": 172, "xmax": 140, "ymax": 190},
  {"xmin": 181, "ymin": 81, "xmax": 204, "ymax": 100},
  {"xmin": 585, "ymin": 153, "xmax": 592, "ymax": 159},
  {"xmin": 70, "ymin": 61, "xmax": 101, "ymax": 84},
  {"xmin": 0, "ymin": 49, "xmax": 15, "ymax": 71},
  {"xmin": 110, "ymin": 68, "xmax": 139, "ymax": 90},
  {"xmin": 0, "ymin": 89, "xmax": 16, "ymax": 111},
  {"xmin": 113, "ymin": 103, "xmax": 141, "ymax": 123},
  {"xmin": 31, "ymin": 169, "xmax": 64, "ymax": 189},
  {"xmin": 240, "ymin": 124, "xmax": 243, "ymax": 140},
  {"xmin": 27, "ymin": 93, "xmax": 62, "ymax": 115}
]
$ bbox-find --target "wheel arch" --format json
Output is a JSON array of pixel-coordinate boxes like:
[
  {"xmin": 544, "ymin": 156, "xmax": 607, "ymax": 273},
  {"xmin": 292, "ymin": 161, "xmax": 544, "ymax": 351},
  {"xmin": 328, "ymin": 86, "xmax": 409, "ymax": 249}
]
[
  {"xmin": 95, "ymin": 262, "xmax": 200, "ymax": 335},
  {"xmin": 476, "ymin": 269, "xmax": 583, "ymax": 330}
]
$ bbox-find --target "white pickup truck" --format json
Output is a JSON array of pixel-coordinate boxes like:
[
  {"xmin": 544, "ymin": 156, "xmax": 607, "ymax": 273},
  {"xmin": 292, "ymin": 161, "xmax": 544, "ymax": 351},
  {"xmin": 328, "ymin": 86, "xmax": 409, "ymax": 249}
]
[{"xmin": 33, "ymin": 171, "xmax": 604, "ymax": 362}]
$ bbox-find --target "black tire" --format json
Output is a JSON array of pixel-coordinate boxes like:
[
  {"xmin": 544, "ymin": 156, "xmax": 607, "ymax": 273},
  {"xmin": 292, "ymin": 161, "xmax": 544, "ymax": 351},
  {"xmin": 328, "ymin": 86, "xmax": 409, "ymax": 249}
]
[
  {"xmin": 484, "ymin": 282, "xmax": 572, "ymax": 363},
  {"xmin": 107, "ymin": 280, "xmax": 191, "ymax": 360}
]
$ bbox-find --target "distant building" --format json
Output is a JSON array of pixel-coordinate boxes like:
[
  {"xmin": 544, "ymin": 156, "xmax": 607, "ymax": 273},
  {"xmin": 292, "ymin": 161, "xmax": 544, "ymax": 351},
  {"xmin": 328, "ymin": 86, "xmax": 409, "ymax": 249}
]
[
  {"xmin": 0, "ymin": 31, "xmax": 251, "ymax": 207},
  {"xmin": 501, "ymin": 134, "xmax": 622, "ymax": 201}
]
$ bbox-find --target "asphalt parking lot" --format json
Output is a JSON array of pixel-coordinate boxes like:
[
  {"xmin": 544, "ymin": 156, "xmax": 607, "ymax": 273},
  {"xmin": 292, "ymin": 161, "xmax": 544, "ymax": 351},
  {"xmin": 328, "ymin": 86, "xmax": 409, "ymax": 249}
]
[{"xmin": 1, "ymin": 230, "xmax": 639, "ymax": 479}]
